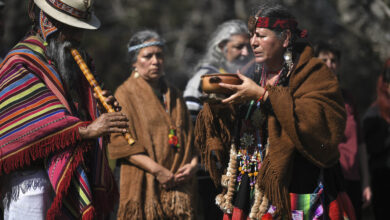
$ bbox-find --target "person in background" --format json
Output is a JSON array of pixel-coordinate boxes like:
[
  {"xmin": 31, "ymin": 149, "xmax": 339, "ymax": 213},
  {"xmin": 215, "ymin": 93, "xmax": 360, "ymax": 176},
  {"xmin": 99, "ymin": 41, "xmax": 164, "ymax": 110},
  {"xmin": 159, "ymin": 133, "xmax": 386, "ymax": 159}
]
[
  {"xmin": 184, "ymin": 19, "xmax": 254, "ymax": 123},
  {"xmin": 184, "ymin": 19, "xmax": 254, "ymax": 219},
  {"xmin": 315, "ymin": 40, "xmax": 372, "ymax": 220},
  {"xmin": 0, "ymin": 0, "xmax": 126, "ymax": 219},
  {"xmin": 108, "ymin": 30, "xmax": 198, "ymax": 220},
  {"xmin": 362, "ymin": 58, "xmax": 390, "ymax": 220},
  {"xmin": 195, "ymin": 2, "xmax": 355, "ymax": 219}
]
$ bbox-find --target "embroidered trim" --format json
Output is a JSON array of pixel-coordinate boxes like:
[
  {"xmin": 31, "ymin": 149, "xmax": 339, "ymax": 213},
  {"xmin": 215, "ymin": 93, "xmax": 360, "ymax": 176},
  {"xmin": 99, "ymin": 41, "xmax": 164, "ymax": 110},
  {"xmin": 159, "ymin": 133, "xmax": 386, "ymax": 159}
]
[
  {"xmin": 46, "ymin": 0, "xmax": 90, "ymax": 20},
  {"xmin": 248, "ymin": 16, "xmax": 308, "ymax": 38},
  {"xmin": 256, "ymin": 17, "xmax": 297, "ymax": 30},
  {"xmin": 39, "ymin": 10, "xmax": 58, "ymax": 41}
]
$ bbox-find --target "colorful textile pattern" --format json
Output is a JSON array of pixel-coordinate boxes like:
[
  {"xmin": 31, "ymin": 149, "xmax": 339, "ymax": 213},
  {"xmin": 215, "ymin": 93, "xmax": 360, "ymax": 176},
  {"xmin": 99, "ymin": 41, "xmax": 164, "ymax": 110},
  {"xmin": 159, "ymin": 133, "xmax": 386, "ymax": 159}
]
[
  {"xmin": 328, "ymin": 192, "xmax": 355, "ymax": 220},
  {"xmin": 247, "ymin": 16, "xmax": 307, "ymax": 38},
  {"xmin": 289, "ymin": 192, "xmax": 323, "ymax": 220},
  {"xmin": 256, "ymin": 17, "xmax": 298, "ymax": 30},
  {"xmin": 222, "ymin": 191, "xmax": 324, "ymax": 220},
  {"xmin": 46, "ymin": 0, "xmax": 90, "ymax": 20},
  {"xmin": 222, "ymin": 207, "xmax": 249, "ymax": 220},
  {"xmin": 39, "ymin": 10, "xmax": 58, "ymax": 42},
  {"xmin": 0, "ymin": 35, "xmax": 117, "ymax": 219}
]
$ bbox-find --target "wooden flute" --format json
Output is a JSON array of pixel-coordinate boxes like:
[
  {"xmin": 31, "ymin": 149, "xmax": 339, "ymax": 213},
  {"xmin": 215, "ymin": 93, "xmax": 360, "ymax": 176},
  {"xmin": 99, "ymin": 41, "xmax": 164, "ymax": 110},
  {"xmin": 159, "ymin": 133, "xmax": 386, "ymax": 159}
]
[{"xmin": 70, "ymin": 48, "xmax": 135, "ymax": 145}]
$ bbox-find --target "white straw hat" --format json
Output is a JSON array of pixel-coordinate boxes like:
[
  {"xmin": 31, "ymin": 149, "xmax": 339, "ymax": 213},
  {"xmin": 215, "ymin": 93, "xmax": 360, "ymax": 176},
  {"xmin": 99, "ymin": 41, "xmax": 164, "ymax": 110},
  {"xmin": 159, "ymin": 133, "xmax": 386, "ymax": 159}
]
[{"xmin": 33, "ymin": 0, "xmax": 100, "ymax": 30}]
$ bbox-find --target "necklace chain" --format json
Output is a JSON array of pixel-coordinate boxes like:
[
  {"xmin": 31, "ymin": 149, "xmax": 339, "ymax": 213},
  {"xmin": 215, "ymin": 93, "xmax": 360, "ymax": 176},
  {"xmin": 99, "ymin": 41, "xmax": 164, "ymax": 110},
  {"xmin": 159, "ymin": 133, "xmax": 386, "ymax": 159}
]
[{"xmin": 260, "ymin": 65, "xmax": 283, "ymax": 87}]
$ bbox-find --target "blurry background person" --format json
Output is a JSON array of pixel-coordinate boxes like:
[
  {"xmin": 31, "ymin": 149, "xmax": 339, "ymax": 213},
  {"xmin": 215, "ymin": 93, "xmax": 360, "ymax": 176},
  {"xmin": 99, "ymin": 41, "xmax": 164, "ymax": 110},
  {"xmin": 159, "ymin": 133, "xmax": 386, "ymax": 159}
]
[
  {"xmin": 362, "ymin": 58, "xmax": 390, "ymax": 220},
  {"xmin": 183, "ymin": 19, "xmax": 254, "ymax": 123},
  {"xmin": 108, "ymin": 30, "xmax": 198, "ymax": 220},
  {"xmin": 315, "ymin": 40, "xmax": 372, "ymax": 220},
  {"xmin": 183, "ymin": 19, "xmax": 254, "ymax": 219}
]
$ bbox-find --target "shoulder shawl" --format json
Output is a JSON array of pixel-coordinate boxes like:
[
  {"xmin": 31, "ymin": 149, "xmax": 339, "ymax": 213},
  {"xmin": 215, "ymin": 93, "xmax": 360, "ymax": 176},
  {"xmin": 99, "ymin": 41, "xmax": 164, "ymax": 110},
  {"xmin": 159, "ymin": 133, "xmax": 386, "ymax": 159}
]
[{"xmin": 109, "ymin": 75, "xmax": 196, "ymax": 219}]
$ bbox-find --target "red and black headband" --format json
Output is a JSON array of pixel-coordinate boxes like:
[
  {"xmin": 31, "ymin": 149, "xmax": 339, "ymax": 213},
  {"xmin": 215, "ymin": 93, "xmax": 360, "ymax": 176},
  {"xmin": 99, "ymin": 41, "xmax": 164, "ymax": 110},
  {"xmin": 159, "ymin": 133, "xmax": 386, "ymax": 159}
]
[{"xmin": 248, "ymin": 16, "xmax": 307, "ymax": 38}]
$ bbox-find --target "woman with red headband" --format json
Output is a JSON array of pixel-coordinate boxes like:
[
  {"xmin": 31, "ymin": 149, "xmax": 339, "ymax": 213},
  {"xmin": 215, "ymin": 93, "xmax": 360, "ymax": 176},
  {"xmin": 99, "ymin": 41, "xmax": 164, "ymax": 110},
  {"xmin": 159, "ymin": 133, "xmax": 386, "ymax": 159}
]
[{"xmin": 195, "ymin": 3, "xmax": 355, "ymax": 220}]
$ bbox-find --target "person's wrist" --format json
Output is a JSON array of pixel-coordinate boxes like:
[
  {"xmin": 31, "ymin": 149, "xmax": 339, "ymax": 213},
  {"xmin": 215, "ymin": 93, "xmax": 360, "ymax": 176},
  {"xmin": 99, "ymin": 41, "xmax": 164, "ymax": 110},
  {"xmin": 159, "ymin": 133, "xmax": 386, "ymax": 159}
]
[
  {"xmin": 191, "ymin": 163, "xmax": 198, "ymax": 173},
  {"xmin": 257, "ymin": 87, "xmax": 265, "ymax": 99},
  {"xmin": 78, "ymin": 125, "xmax": 89, "ymax": 139},
  {"xmin": 256, "ymin": 87, "xmax": 267, "ymax": 103},
  {"xmin": 191, "ymin": 156, "xmax": 198, "ymax": 165},
  {"xmin": 262, "ymin": 91, "xmax": 269, "ymax": 102},
  {"xmin": 150, "ymin": 164, "xmax": 163, "ymax": 177}
]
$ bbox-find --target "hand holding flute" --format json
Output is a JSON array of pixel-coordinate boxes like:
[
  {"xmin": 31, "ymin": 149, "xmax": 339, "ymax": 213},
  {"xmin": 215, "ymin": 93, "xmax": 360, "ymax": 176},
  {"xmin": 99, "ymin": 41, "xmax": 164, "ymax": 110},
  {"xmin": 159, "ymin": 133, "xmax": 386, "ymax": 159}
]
[
  {"xmin": 78, "ymin": 111, "xmax": 129, "ymax": 140},
  {"xmin": 71, "ymin": 48, "xmax": 135, "ymax": 145}
]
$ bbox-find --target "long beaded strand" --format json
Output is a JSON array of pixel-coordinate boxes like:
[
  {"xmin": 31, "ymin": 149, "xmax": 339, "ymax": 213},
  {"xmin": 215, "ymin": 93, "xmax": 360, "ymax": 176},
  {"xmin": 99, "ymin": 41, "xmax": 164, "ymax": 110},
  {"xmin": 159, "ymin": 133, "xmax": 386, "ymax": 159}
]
[
  {"xmin": 218, "ymin": 65, "xmax": 284, "ymax": 218},
  {"xmin": 216, "ymin": 143, "xmax": 238, "ymax": 214}
]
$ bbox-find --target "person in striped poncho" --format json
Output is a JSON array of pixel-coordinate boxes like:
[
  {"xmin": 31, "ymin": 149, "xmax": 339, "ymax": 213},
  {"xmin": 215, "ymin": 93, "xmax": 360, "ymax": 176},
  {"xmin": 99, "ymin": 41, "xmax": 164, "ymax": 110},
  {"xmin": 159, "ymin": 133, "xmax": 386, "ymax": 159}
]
[{"xmin": 0, "ymin": 0, "xmax": 128, "ymax": 219}]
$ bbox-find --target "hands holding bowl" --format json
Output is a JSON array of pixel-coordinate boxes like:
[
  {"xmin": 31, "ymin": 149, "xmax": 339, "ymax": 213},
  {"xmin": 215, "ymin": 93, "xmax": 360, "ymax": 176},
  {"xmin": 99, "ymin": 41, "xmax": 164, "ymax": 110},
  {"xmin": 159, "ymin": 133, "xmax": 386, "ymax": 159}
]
[{"xmin": 201, "ymin": 72, "xmax": 267, "ymax": 104}]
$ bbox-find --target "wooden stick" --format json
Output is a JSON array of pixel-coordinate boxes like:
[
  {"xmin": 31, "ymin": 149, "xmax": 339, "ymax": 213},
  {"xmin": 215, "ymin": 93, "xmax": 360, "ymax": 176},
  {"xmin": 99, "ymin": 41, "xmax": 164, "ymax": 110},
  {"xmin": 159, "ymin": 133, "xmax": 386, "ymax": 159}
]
[{"xmin": 70, "ymin": 48, "xmax": 135, "ymax": 145}]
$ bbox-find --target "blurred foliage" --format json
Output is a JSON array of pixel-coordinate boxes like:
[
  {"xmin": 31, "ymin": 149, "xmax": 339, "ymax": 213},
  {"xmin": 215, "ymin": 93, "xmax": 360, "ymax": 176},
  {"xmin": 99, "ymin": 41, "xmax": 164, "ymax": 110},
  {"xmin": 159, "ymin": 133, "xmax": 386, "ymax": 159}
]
[{"xmin": 1, "ymin": 0, "xmax": 389, "ymax": 115}]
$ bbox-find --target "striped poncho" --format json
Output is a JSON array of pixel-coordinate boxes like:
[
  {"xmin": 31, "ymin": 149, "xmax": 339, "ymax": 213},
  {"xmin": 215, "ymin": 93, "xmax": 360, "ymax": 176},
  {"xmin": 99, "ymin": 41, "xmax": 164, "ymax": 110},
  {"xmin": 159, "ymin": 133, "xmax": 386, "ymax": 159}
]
[{"xmin": 0, "ymin": 35, "xmax": 117, "ymax": 219}]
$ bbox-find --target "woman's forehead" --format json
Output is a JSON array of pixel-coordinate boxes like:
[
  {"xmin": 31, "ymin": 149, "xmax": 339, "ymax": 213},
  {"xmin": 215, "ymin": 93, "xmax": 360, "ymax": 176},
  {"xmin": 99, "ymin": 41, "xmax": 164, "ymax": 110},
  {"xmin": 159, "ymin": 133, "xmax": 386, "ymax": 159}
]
[
  {"xmin": 138, "ymin": 45, "xmax": 163, "ymax": 54},
  {"xmin": 255, "ymin": 27, "xmax": 277, "ymax": 35}
]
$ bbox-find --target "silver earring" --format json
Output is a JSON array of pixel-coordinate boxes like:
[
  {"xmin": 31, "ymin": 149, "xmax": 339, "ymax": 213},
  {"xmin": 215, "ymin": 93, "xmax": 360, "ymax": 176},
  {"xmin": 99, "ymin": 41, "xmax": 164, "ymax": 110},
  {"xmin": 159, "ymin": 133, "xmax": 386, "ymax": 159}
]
[
  {"xmin": 284, "ymin": 47, "xmax": 294, "ymax": 76},
  {"xmin": 133, "ymin": 68, "xmax": 139, "ymax": 78},
  {"xmin": 283, "ymin": 49, "xmax": 293, "ymax": 67}
]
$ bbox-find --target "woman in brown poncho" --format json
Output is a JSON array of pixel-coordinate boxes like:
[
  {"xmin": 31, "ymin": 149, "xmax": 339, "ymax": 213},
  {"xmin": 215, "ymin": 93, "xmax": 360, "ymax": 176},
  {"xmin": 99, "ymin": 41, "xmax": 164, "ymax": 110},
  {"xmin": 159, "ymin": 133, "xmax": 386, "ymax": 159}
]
[
  {"xmin": 195, "ymin": 3, "xmax": 355, "ymax": 220},
  {"xmin": 108, "ymin": 30, "xmax": 198, "ymax": 219}
]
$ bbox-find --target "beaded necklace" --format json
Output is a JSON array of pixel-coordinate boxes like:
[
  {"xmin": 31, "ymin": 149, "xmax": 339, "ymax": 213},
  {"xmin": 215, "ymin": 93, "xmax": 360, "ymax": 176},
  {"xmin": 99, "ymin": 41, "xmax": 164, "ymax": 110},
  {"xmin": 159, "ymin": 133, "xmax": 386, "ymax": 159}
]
[
  {"xmin": 217, "ymin": 63, "xmax": 289, "ymax": 215},
  {"xmin": 235, "ymin": 66, "xmax": 282, "ymax": 195},
  {"xmin": 158, "ymin": 88, "xmax": 180, "ymax": 150},
  {"xmin": 236, "ymin": 114, "xmax": 267, "ymax": 196},
  {"xmin": 259, "ymin": 65, "xmax": 283, "ymax": 87},
  {"xmin": 236, "ymin": 131, "xmax": 262, "ymax": 194},
  {"xmin": 217, "ymin": 62, "xmax": 293, "ymax": 218}
]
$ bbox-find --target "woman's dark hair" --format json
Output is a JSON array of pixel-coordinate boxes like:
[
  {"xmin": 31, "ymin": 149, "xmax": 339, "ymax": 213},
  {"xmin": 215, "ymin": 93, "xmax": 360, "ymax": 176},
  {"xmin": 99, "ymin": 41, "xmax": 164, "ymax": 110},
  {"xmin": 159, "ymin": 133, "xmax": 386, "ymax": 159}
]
[
  {"xmin": 127, "ymin": 30, "xmax": 164, "ymax": 69},
  {"xmin": 250, "ymin": 2, "xmax": 294, "ymax": 24},
  {"xmin": 314, "ymin": 40, "xmax": 341, "ymax": 61}
]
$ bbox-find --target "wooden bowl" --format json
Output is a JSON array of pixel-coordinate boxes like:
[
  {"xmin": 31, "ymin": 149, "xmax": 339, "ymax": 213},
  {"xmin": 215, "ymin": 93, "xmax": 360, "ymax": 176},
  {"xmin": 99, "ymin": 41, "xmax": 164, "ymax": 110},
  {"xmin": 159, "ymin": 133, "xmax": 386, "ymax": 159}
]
[{"xmin": 201, "ymin": 73, "xmax": 242, "ymax": 94}]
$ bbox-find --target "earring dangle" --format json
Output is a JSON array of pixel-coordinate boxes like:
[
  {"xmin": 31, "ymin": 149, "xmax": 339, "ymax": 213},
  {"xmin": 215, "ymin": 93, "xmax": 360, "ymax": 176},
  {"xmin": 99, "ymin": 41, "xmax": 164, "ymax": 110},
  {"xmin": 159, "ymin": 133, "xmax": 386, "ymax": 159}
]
[
  {"xmin": 133, "ymin": 68, "xmax": 139, "ymax": 78},
  {"xmin": 284, "ymin": 46, "xmax": 294, "ymax": 76},
  {"xmin": 283, "ymin": 48, "xmax": 293, "ymax": 67}
]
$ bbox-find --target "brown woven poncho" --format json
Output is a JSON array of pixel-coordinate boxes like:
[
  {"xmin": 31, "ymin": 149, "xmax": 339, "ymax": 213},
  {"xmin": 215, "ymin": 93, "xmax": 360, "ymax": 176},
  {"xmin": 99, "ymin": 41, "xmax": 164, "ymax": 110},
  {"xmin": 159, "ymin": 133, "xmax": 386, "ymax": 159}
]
[
  {"xmin": 108, "ymin": 74, "xmax": 196, "ymax": 220},
  {"xmin": 195, "ymin": 44, "xmax": 346, "ymax": 219}
]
